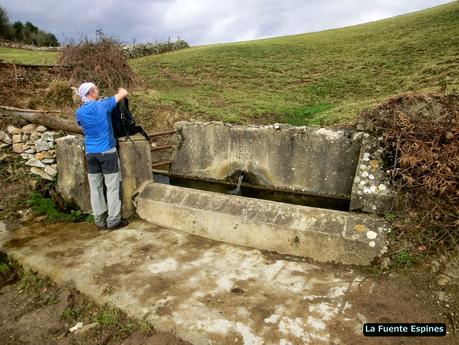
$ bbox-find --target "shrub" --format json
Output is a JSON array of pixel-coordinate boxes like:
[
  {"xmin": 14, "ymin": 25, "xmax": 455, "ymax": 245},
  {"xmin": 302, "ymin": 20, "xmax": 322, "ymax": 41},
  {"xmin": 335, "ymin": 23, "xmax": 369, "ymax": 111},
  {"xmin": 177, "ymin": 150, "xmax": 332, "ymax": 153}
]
[
  {"xmin": 360, "ymin": 92, "xmax": 459, "ymax": 254},
  {"xmin": 121, "ymin": 38, "xmax": 189, "ymax": 59},
  {"xmin": 57, "ymin": 31, "xmax": 138, "ymax": 95}
]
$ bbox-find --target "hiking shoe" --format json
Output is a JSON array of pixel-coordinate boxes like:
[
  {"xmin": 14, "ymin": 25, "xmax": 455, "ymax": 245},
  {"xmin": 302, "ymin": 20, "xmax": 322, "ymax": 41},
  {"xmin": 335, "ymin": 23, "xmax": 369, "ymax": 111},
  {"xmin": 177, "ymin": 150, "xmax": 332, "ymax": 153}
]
[{"xmin": 107, "ymin": 219, "xmax": 129, "ymax": 231}]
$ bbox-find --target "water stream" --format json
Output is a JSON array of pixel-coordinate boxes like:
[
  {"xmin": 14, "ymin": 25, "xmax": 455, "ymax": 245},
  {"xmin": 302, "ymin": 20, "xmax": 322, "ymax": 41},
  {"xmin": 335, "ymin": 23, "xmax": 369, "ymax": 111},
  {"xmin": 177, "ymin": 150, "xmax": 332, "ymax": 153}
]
[
  {"xmin": 227, "ymin": 171, "xmax": 245, "ymax": 195},
  {"xmin": 153, "ymin": 173, "xmax": 350, "ymax": 211}
]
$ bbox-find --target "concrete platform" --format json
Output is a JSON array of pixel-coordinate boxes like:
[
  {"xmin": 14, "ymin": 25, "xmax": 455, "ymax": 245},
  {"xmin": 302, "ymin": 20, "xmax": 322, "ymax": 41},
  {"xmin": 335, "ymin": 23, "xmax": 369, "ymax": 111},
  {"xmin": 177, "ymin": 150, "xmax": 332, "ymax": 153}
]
[
  {"xmin": 135, "ymin": 182, "xmax": 390, "ymax": 265},
  {"xmin": 0, "ymin": 221, "xmax": 448, "ymax": 345}
]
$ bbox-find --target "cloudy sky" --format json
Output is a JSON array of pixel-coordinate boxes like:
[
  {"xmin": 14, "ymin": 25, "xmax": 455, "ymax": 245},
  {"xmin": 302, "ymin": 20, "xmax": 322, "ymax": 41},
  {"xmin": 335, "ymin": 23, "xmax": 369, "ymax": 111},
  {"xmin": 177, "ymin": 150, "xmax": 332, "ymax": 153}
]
[{"xmin": 1, "ymin": 0, "xmax": 452, "ymax": 45}]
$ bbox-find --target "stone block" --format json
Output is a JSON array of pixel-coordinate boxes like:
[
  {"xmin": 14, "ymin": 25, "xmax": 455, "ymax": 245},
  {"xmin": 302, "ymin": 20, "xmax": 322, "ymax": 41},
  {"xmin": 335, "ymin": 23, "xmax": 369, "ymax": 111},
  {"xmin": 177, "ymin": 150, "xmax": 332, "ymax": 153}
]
[
  {"xmin": 36, "ymin": 125, "xmax": 47, "ymax": 132},
  {"xmin": 30, "ymin": 167, "xmax": 53, "ymax": 181},
  {"xmin": 26, "ymin": 158, "xmax": 47, "ymax": 168},
  {"xmin": 118, "ymin": 134, "xmax": 152, "ymax": 218},
  {"xmin": 7, "ymin": 125, "xmax": 20, "ymax": 135},
  {"xmin": 2, "ymin": 133, "xmax": 12, "ymax": 144},
  {"xmin": 56, "ymin": 134, "xmax": 152, "ymax": 218},
  {"xmin": 42, "ymin": 131, "xmax": 59, "ymax": 142},
  {"xmin": 35, "ymin": 139, "xmax": 50, "ymax": 152},
  {"xmin": 349, "ymin": 134, "xmax": 396, "ymax": 215},
  {"xmin": 12, "ymin": 143, "xmax": 23, "ymax": 153},
  {"xmin": 44, "ymin": 165, "xmax": 57, "ymax": 177},
  {"xmin": 56, "ymin": 135, "xmax": 91, "ymax": 213},
  {"xmin": 30, "ymin": 131, "xmax": 42, "ymax": 141},
  {"xmin": 21, "ymin": 153, "xmax": 34, "ymax": 160},
  {"xmin": 135, "ymin": 182, "xmax": 390, "ymax": 265},
  {"xmin": 35, "ymin": 152, "xmax": 46, "ymax": 160},
  {"xmin": 12, "ymin": 135, "xmax": 22, "ymax": 144},
  {"xmin": 45, "ymin": 150, "xmax": 55, "ymax": 158},
  {"xmin": 21, "ymin": 124, "xmax": 37, "ymax": 134},
  {"xmin": 171, "ymin": 122, "xmax": 362, "ymax": 198}
]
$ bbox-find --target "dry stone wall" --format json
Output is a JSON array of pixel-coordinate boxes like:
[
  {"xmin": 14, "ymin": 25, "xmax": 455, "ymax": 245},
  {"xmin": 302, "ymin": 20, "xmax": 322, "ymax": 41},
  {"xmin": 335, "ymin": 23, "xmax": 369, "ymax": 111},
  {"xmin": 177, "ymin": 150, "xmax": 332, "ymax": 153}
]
[{"xmin": 0, "ymin": 124, "xmax": 60, "ymax": 180}]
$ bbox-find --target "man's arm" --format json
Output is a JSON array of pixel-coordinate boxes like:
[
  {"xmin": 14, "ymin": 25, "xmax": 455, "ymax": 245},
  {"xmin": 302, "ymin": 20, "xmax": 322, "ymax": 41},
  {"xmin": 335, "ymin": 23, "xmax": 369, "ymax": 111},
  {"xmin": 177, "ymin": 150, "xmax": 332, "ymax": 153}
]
[{"xmin": 114, "ymin": 88, "xmax": 128, "ymax": 103}]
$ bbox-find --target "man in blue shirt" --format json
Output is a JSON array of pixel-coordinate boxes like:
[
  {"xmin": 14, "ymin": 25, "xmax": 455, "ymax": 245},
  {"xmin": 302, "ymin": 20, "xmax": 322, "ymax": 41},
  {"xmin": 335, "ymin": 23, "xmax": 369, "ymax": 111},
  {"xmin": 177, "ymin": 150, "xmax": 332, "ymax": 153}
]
[{"xmin": 75, "ymin": 82, "xmax": 129, "ymax": 230}]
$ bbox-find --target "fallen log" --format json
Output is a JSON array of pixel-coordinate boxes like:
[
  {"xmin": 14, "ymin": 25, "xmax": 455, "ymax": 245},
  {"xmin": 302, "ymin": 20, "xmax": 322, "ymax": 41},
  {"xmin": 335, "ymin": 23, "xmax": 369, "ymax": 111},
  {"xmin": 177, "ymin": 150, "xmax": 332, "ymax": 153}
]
[
  {"xmin": 0, "ymin": 105, "xmax": 177, "ymax": 138},
  {"xmin": 0, "ymin": 105, "xmax": 82, "ymax": 134}
]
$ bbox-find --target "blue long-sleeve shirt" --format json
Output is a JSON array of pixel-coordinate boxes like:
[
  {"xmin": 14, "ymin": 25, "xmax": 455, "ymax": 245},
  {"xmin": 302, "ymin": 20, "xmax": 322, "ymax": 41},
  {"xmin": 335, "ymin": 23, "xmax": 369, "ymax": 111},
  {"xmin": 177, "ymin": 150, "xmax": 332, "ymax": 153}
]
[{"xmin": 75, "ymin": 96, "xmax": 117, "ymax": 154}]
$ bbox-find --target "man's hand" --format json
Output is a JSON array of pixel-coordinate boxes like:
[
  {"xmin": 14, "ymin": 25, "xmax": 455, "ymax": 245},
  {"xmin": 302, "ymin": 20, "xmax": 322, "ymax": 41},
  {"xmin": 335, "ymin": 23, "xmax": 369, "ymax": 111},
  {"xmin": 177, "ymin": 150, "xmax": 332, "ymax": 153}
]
[{"xmin": 114, "ymin": 88, "xmax": 128, "ymax": 103}]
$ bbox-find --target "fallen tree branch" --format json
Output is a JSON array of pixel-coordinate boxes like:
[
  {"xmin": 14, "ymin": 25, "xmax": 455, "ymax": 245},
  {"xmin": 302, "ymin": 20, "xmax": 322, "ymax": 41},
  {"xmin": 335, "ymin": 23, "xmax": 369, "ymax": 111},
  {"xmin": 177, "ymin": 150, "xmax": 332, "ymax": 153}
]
[
  {"xmin": 0, "ymin": 105, "xmax": 82, "ymax": 134},
  {"xmin": 0, "ymin": 105, "xmax": 177, "ymax": 139}
]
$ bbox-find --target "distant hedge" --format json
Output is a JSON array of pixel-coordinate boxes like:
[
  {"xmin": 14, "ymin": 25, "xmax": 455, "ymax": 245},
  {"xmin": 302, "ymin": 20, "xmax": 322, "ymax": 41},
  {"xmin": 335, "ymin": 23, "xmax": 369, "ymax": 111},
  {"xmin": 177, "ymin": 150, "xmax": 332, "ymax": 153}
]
[{"xmin": 122, "ymin": 39, "xmax": 189, "ymax": 59}]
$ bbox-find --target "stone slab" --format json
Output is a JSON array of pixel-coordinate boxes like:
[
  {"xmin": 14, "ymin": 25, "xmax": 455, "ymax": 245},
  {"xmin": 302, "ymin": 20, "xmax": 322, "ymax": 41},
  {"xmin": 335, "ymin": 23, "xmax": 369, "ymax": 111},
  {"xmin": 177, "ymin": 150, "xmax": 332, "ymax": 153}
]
[
  {"xmin": 171, "ymin": 122, "xmax": 362, "ymax": 198},
  {"xmin": 0, "ymin": 221, "xmax": 448, "ymax": 345},
  {"xmin": 56, "ymin": 134, "xmax": 153, "ymax": 217},
  {"xmin": 30, "ymin": 167, "xmax": 54, "ymax": 181},
  {"xmin": 135, "ymin": 182, "xmax": 390, "ymax": 265},
  {"xmin": 55, "ymin": 135, "xmax": 92, "ymax": 212},
  {"xmin": 118, "ymin": 134, "xmax": 153, "ymax": 218}
]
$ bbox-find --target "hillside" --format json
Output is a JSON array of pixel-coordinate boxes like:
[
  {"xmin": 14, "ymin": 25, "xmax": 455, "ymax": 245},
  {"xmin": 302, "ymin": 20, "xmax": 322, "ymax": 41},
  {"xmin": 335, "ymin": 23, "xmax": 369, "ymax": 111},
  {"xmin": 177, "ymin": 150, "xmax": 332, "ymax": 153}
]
[
  {"xmin": 129, "ymin": 2, "xmax": 459, "ymax": 126},
  {"xmin": 0, "ymin": 46, "xmax": 58, "ymax": 65}
]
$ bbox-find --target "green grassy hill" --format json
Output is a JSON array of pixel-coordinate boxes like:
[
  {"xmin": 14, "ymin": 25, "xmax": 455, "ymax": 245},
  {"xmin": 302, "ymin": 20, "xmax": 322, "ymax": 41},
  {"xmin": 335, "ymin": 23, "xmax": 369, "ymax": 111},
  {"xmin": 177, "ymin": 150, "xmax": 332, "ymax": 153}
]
[
  {"xmin": 130, "ymin": 2, "xmax": 459, "ymax": 126},
  {"xmin": 0, "ymin": 46, "xmax": 59, "ymax": 65}
]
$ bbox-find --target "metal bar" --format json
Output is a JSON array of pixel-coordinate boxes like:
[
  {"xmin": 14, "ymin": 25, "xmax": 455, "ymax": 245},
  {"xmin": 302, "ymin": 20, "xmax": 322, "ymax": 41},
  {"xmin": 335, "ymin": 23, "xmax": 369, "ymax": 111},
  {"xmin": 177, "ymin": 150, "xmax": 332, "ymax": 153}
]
[
  {"xmin": 152, "ymin": 169, "xmax": 170, "ymax": 175},
  {"xmin": 152, "ymin": 160, "xmax": 172, "ymax": 167},
  {"xmin": 151, "ymin": 144, "xmax": 172, "ymax": 151},
  {"xmin": 148, "ymin": 130, "xmax": 176, "ymax": 138}
]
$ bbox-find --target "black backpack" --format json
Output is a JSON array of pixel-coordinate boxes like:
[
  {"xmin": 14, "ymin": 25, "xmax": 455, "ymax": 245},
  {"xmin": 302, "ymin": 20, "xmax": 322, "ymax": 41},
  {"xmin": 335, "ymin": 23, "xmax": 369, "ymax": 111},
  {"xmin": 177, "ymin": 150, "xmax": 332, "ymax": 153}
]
[{"xmin": 110, "ymin": 98, "xmax": 150, "ymax": 141}]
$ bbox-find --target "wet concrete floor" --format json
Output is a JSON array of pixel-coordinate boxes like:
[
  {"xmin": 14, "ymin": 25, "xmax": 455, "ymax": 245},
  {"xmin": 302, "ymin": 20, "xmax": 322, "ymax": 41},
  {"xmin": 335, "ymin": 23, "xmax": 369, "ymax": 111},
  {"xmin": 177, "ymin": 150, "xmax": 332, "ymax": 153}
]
[{"xmin": 0, "ymin": 221, "xmax": 453, "ymax": 345}]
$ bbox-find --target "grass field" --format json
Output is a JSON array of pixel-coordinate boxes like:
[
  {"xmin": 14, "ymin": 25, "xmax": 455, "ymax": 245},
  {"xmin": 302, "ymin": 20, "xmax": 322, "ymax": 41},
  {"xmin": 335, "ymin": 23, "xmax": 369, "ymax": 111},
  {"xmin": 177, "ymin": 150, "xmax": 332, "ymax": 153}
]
[
  {"xmin": 129, "ymin": 1, "xmax": 459, "ymax": 126},
  {"xmin": 0, "ymin": 46, "xmax": 59, "ymax": 65},
  {"xmin": 1, "ymin": 3, "xmax": 457, "ymax": 126}
]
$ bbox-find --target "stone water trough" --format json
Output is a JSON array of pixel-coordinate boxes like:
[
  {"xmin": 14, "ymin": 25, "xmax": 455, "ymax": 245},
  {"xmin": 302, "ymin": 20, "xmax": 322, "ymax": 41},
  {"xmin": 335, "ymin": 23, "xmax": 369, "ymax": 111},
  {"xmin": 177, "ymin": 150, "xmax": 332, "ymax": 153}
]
[{"xmin": 57, "ymin": 122, "xmax": 394, "ymax": 265}]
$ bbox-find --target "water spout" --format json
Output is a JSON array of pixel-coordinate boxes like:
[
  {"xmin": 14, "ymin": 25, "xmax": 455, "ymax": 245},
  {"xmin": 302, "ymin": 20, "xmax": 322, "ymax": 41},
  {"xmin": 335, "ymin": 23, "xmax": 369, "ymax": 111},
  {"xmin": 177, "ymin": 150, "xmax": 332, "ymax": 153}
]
[{"xmin": 227, "ymin": 171, "xmax": 245, "ymax": 195}]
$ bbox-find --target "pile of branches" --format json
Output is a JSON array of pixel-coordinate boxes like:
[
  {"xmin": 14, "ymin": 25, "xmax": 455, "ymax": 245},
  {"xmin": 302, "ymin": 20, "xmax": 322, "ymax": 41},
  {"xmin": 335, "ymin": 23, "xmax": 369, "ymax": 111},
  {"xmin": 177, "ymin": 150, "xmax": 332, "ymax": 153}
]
[
  {"xmin": 56, "ymin": 32, "xmax": 138, "ymax": 95},
  {"xmin": 122, "ymin": 38, "xmax": 189, "ymax": 59},
  {"xmin": 360, "ymin": 92, "xmax": 458, "ymax": 252}
]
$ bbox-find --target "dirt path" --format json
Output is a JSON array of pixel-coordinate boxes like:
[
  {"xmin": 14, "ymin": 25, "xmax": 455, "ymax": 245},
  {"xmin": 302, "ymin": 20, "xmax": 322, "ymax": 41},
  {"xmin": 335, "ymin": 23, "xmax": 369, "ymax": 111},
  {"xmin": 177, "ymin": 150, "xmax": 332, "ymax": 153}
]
[
  {"xmin": 0, "ymin": 266, "xmax": 189, "ymax": 345},
  {"xmin": 0, "ymin": 221, "xmax": 456, "ymax": 344}
]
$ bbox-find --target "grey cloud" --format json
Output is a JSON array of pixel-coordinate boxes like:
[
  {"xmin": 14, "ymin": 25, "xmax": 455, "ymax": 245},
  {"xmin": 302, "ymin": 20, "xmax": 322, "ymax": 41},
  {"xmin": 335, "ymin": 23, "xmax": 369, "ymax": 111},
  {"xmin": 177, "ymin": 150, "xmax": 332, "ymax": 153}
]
[{"xmin": 1, "ymin": 0, "xmax": 452, "ymax": 45}]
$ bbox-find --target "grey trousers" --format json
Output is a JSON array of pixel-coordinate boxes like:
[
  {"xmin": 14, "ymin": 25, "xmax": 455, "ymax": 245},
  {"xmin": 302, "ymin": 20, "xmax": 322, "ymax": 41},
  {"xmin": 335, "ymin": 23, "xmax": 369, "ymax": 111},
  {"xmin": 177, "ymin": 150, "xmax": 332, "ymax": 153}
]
[{"xmin": 86, "ymin": 148, "xmax": 121, "ymax": 228}]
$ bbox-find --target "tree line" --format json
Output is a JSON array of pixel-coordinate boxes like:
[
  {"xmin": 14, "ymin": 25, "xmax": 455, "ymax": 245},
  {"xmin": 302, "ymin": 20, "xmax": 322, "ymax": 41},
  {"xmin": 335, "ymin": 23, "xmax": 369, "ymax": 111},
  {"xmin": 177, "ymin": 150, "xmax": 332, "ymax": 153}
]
[{"xmin": 0, "ymin": 5, "xmax": 59, "ymax": 47}]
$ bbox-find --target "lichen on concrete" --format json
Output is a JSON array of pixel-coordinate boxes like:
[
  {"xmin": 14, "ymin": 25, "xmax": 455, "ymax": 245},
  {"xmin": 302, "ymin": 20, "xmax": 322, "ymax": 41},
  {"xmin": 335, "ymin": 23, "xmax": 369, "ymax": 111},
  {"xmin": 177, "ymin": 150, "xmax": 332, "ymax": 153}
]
[{"xmin": 349, "ymin": 133, "xmax": 395, "ymax": 215}]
